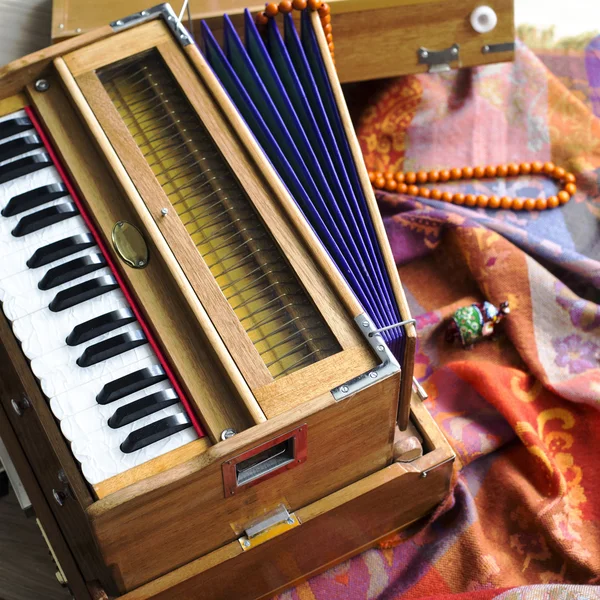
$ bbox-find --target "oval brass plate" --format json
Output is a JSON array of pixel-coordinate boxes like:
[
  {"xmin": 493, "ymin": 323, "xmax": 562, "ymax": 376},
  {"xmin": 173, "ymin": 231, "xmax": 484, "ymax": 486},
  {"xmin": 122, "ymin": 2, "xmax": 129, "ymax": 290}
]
[{"xmin": 112, "ymin": 221, "xmax": 148, "ymax": 269}]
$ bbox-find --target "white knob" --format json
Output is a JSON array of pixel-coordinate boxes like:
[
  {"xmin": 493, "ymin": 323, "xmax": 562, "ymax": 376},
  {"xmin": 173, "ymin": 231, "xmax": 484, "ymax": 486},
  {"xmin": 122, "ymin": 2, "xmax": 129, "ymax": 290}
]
[{"xmin": 470, "ymin": 6, "xmax": 498, "ymax": 34}]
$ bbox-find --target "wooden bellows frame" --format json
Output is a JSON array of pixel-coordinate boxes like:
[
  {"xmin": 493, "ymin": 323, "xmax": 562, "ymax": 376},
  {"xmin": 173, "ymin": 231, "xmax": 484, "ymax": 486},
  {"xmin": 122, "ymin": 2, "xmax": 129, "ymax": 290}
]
[{"xmin": 0, "ymin": 5, "xmax": 453, "ymax": 599}]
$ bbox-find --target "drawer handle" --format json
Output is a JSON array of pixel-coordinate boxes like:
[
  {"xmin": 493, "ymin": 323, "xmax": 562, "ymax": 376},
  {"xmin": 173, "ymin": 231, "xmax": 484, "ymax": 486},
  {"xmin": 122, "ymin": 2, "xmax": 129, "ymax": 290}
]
[
  {"xmin": 10, "ymin": 395, "xmax": 31, "ymax": 417},
  {"xmin": 52, "ymin": 488, "xmax": 67, "ymax": 507}
]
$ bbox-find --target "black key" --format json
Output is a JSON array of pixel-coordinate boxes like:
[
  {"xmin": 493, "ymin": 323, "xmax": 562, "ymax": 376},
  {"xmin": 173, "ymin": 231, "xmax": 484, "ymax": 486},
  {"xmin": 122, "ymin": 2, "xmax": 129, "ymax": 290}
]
[
  {"xmin": 96, "ymin": 365, "xmax": 167, "ymax": 405},
  {"xmin": 76, "ymin": 330, "xmax": 147, "ymax": 368},
  {"xmin": 120, "ymin": 413, "xmax": 191, "ymax": 454},
  {"xmin": 27, "ymin": 233, "xmax": 95, "ymax": 268},
  {"xmin": 49, "ymin": 275, "xmax": 118, "ymax": 312},
  {"xmin": 0, "ymin": 153, "xmax": 51, "ymax": 184},
  {"xmin": 0, "ymin": 117, "xmax": 32, "ymax": 142},
  {"xmin": 38, "ymin": 253, "xmax": 106, "ymax": 290},
  {"xmin": 11, "ymin": 202, "xmax": 79, "ymax": 238},
  {"xmin": 67, "ymin": 308, "xmax": 136, "ymax": 346},
  {"xmin": 108, "ymin": 389, "xmax": 179, "ymax": 429},
  {"xmin": 0, "ymin": 135, "xmax": 42, "ymax": 163},
  {"xmin": 3, "ymin": 183, "xmax": 68, "ymax": 217}
]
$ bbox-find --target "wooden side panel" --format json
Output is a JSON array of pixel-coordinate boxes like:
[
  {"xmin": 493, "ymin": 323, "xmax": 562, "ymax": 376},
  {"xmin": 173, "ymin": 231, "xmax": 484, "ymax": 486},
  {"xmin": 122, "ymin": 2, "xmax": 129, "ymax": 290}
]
[
  {"xmin": 0, "ymin": 315, "xmax": 118, "ymax": 595},
  {"xmin": 117, "ymin": 459, "xmax": 453, "ymax": 600},
  {"xmin": 0, "ymin": 402, "xmax": 92, "ymax": 600},
  {"xmin": 87, "ymin": 373, "xmax": 399, "ymax": 591}
]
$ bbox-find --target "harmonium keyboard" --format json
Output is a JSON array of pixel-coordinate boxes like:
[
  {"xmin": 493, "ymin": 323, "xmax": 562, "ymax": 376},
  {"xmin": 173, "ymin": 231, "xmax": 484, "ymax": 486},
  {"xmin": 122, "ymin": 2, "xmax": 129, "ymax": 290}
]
[{"xmin": 0, "ymin": 4, "xmax": 454, "ymax": 599}]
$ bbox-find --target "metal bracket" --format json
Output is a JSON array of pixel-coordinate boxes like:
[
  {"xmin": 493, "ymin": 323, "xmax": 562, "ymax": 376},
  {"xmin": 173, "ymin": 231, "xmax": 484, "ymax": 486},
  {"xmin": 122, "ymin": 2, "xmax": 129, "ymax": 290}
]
[
  {"xmin": 331, "ymin": 313, "xmax": 400, "ymax": 402},
  {"xmin": 418, "ymin": 44, "xmax": 460, "ymax": 73},
  {"xmin": 238, "ymin": 504, "xmax": 300, "ymax": 551},
  {"xmin": 110, "ymin": 3, "xmax": 192, "ymax": 46},
  {"xmin": 482, "ymin": 42, "xmax": 516, "ymax": 55}
]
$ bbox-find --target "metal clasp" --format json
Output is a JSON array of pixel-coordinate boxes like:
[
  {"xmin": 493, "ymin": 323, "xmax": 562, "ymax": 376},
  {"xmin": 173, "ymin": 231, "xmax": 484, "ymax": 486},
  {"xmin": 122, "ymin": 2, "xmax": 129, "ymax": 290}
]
[
  {"xmin": 238, "ymin": 504, "xmax": 300, "ymax": 551},
  {"xmin": 418, "ymin": 44, "xmax": 460, "ymax": 73}
]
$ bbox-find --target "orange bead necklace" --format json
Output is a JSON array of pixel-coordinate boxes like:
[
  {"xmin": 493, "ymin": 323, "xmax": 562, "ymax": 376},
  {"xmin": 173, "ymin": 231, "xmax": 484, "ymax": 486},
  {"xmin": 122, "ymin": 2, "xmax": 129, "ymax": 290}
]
[{"xmin": 369, "ymin": 162, "xmax": 577, "ymax": 210}]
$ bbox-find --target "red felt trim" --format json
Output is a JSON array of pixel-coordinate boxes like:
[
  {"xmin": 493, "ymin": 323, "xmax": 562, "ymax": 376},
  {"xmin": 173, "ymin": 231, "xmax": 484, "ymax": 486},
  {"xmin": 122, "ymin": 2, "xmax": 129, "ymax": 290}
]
[{"xmin": 24, "ymin": 105, "xmax": 206, "ymax": 438}]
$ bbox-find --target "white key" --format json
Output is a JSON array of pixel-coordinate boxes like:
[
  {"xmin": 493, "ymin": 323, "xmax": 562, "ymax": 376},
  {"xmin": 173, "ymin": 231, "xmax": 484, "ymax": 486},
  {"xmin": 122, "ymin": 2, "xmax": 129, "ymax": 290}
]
[
  {"xmin": 59, "ymin": 380, "xmax": 173, "ymax": 441},
  {"xmin": 50, "ymin": 356, "xmax": 162, "ymax": 419},
  {"xmin": 0, "ymin": 225, "xmax": 89, "ymax": 280},
  {"xmin": 1, "ymin": 267, "xmax": 113, "ymax": 322},
  {"xmin": 34, "ymin": 329, "xmax": 152, "ymax": 398},
  {"xmin": 12, "ymin": 289, "xmax": 127, "ymax": 360},
  {"xmin": 0, "ymin": 214, "xmax": 86, "ymax": 264},
  {"xmin": 77, "ymin": 424, "xmax": 197, "ymax": 485}
]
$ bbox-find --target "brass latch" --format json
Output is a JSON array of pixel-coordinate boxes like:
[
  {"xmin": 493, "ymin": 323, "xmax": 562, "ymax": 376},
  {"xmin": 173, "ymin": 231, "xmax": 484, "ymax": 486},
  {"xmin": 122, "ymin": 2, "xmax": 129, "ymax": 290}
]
[{"xmin": 238, "ymin": 504, "xmax": 300, "ymax": 551}]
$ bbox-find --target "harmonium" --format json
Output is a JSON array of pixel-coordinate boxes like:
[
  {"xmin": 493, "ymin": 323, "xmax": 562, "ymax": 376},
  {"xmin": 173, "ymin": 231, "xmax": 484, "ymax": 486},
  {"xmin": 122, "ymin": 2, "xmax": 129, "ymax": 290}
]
[{"xmin": 0, "ymin": 3, "xmax": 454, "ymax": 599}]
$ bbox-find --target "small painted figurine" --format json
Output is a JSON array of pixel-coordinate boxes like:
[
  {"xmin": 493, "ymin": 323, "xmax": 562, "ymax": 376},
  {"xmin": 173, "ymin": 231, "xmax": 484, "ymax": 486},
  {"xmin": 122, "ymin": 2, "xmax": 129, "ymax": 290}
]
[{"xmin": 446, "ymin": 300, "xmax": 510, "ymax": 348}]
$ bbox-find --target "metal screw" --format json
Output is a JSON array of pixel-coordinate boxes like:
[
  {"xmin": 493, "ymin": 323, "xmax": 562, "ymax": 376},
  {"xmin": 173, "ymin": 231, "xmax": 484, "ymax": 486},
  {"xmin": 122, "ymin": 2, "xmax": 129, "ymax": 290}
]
[
  {"xmin": 377, "ymin": 345, "xmax": 385, "ymax": 352},
  {"xmin": 340, "ymin": 385, "xmax": 349, "ymax": 393},
  {"xmin": 243, "ymin": 539, "xmax": 250, "ymax": 548},
  {"xmin": 160, "ymin": 207, "xmax": 169, "ymax": 216},
  {"xmin": 369, "ymin": 372, "xmax": 378, "ymax": 379},
  {"xmin": 482, "ymin": 45, "xmax": 490, "ymax": 54},
  {"xmin": 34, "ymin": 79, "xmax": 50, "ymax": 93},
  {"xmin": 75, "ymin": 28, "xmax": 82, "ymax": 33},
  {"xmin": 421, "ymin": 471, "xmax": 428, "ymax": 479},
  {"xmin": 11, "ymin": 396, "xmax": 31, "ymax": 417},
  {"xmin": 137, "ymin": 260, "xmax": 145, "ymax": 267},
  {"xmin": 180, "ymin": 34, "xmax": 188, "ymax": 41},
  {"xmin": 52, "ymin": 488, "xmax": 66, "ymax": 507},
  {"xmin": 115, "ymin": 19, "xmax": 124, "ymax": 26},
  {"xmin": 451, "ymin": 46, "xmax": 458, "ymax": 55},
  {"xmin": 286, "ymin": 517, "xmax": 294, "ymax": 525},
  {"xmin": 362, "ymin": 320, "xmax": 369, "ymax": 328},
  {"xmin": 420, "ymin": 49, "xmax": 428, "ymax": 58},
  {"xmin": 58, "ymin": 23, "xmax": 64, "ymax": 29},
  {"xmin": 220, "ymin": 428, "xmax": 237, "ymax": 441},
  {"xmin": 167, "ymin": 15, "xmax": 174, "ymax": 21},
  {"xmin": 57, "ymin": 469, "xmax": 68, "ymax": 484},
  {"xmin": 141, "ymin": 10, "xmax": 149, "ymax": 16}
]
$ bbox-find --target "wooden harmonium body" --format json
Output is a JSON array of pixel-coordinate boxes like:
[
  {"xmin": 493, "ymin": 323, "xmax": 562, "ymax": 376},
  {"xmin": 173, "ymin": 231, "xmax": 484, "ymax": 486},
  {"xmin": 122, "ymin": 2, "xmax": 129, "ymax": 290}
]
[{"xmin": 0, "ymin": 4, "xmax": 453, "ymax": 599}]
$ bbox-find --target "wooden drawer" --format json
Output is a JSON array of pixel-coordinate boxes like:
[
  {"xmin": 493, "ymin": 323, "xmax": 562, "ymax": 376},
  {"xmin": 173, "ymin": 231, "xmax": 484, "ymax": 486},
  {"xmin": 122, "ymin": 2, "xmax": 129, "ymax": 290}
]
[{"xmin": 0, "ymin": 314, "xmax": 117, "ymax": 595}]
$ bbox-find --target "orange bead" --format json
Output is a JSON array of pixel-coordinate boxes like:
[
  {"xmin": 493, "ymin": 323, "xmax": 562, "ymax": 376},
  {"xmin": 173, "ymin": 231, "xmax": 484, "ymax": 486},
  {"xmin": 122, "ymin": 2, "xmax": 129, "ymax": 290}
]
[
  {"xmin": 543, "ymin": 162, "xmax": 555, "ymax": 175},
  {"xmin": 308, "ymin": 0, "xmax": 323, "ymax": 9},
  {"xmin": 417, "ymin": 171, "xmax": 429, "ymax": 183},
  {"xmin": 553, "ymin": 166, "xmax": 565, "ymax": 180},
  {"xmin": 477, "ymin": 195, "xmax": 489, "ymax": 207},
  {"xmin": 564, "ymin": 173, "xmax": 576, "ymax": 184},
  {"xmin": 368, "ymin": 171, "xmax": 376, "ymax": 183},
  {"xmin": 321, "ymin": 14, "xmax": 331, "ymax": 24},
  {"xmin": 326, "ymin": 32, "xmax": 334, "ymax": 43},
  {"xmin": 557, "ymin": 191, "xmax": 570, "ymax": 204},
  {"xmin": 450, "ymin": 168, "xmax": 462, "ymax": 180},
  {"xmin": 398, "ymin": 183, "xmax": 408, "ymax": 194},
  {"xmin": 485, "ymin": 166, "xmax": 497, "ymax": 178},
  {"xmin": 531, "ymin": 161, "xmax": 544, "ymax": 174},
  {"xmin": 384, "ymin": 171, "xmax": 393, "ymax": 181},
  {"xmin": 323, "ymin": 23, "xmax": 332, "ymax": 34},
  {"xmin": 374, "ymin": 171, "xmax": 383, "ymax": 180},
  {"xmin": 419, "ymin": 187, "xmax": 431, "ymax": 198},
  {"xmin": 453, "ymin": 193, "xmax": 466, "ymax": 205},
  {"xmin": 375, "ymin": 177, "xmax": 385, "ymax": 189},
  {"xmin": 318, "ymin": 2, "xmax": 330, "ymax": 15},
  {"xmin": 565, "ymin": 183, "xmax": 577, "ymax": 196},
  {"xmin": 507, "ymin": 163, "xmax": 520, "ymax": 176},
  {"xmin": 429, "ymin": 170, "xmax": 440, "ymax": 183},
  {"xmin": 430, "ymin": 189, "xmax": 443, "ymax": 200},
  {"xmin": 512, "ymin": 198, "xmax": 524, "ymax": 210},
  {"xmin": 524, "ymin": 198, "xmax": 536, "ymax": 211},
  {"xmin": 535, "ymin": 198, "xmax": 548, "ymax": 210},
  {"xmin": 548, "ymin": 196, "xmax": 560, "ymax": 208},
  {"xmin": 405, "ymin": 172, "xmax": 417, "ymax": 184},
  {"xmin": 385, "ymin": 179, "xmax": 397, "ymax": 192},
  {"xmin": 473, "ymin": 166, "xmax": 485, "ymax": 178},
  {"xmin": 265, "ymin": 3, "xmax": 280, "ymax": 16},
  {"xmin": 465, "ymin": 194, "xmax": 477, "ymax": 207},
  {"xmin": 519, "ymin": 162, "xmax": 532, "ymax": 175},
  {"xmin": 394, "ymin": 172, "xmax": 405, "ymax": 183},
  {"xmin": 255, "ymin": 11, "xmax": 269, "ymax": 25},
  {"xmin": 496, "ymin": 165, "xmax": 508, "ymax": 177},
  {"xmin": 442, "ymin": 191, "xmax": 453, "ymax": 202},
  {"xmin": 328, "ymin": 42, "xmax": 335, "ymax": 53},
  {"xmin": 292, "ymin": 0, "xmax": 307, "ymax": 8},
  {"xmin": 462, "ymin": 167, "xmax": 474, "ymax": 179},
  {"xmin": 439, "ymin": 170, "xmax": 451, "ymax": 182},
  {"xmin": 407, "ymin": 185, "xmax": 420, "ymax": 196},
  {"xmin": 489, "ymin": 195, "xmax": 501, "ymax": 209},
  {"xmin": 279, "ymin": 0, "xmax": 293, "ymax": 12},
  {"xmin": 500, "ymin": 196, "xmax": 512, "ymax": 209}
]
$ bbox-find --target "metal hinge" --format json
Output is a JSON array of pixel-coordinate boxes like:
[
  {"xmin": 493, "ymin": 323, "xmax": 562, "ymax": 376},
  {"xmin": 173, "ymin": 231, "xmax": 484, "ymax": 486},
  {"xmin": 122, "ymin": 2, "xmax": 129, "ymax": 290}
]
[
  {"xmin": 331, "ymin": 313, "xmax": 400, "ymax": 402},
  {"xmin": 418, "ymin": 44, "xmax": 460, "ymax": 73},
  {"xmin": 110, "ymin": 3, "xmax": 192, "ymax": 46},
  {"xmin": 238, "ymin": 504, "xmax": 300, "ymax": 551}
]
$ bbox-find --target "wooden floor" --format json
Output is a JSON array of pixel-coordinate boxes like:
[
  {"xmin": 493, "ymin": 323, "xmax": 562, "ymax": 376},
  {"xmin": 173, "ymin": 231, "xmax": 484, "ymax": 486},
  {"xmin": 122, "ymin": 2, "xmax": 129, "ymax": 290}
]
[{"xmin": 0, "ymin": 487, "xmax": 71, "ymax": 600}]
